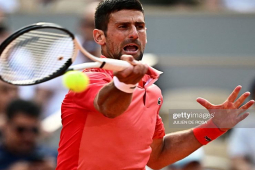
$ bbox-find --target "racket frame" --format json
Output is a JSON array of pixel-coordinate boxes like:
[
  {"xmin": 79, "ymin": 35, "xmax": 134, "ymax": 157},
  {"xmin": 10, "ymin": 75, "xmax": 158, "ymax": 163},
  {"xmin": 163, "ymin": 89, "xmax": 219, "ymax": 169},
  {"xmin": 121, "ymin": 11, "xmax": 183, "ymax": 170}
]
[
  {"xmin": 0, "ymin": 22, "xmax": 131, "ymax": 86},
  {"xmin": 0, "ymin": 23, "xmax": 77, "ymax": 85}
]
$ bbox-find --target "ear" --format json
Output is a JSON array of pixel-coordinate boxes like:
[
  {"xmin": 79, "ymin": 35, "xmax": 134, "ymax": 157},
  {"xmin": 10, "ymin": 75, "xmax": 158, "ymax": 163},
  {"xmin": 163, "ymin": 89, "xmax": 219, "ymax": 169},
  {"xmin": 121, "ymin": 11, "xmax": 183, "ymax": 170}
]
[
  {"xmin": 93, "ymin": 29, "xmax": 106, "ymax": 45},
  {"xmin": 145, "ymin": 27, "xmax": 148, "ymax": 44}
]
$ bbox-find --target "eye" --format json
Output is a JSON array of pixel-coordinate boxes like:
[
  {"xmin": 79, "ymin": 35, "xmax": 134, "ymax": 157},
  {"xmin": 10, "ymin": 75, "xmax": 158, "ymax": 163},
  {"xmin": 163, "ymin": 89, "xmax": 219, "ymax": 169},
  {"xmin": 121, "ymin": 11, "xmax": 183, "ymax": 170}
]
[
  {"xmin": 136, "ymin": 24, "xmax": 145, "ymax": 30},
  {"xmin": 118, "ymin": 25, "xmax": 127, "ymax": 29}
]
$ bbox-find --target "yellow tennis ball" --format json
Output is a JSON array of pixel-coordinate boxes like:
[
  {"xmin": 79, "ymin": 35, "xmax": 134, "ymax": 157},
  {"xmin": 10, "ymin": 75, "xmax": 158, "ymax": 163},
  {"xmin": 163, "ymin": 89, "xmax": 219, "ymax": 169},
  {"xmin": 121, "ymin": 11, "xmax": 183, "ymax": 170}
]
[{"xmin": 63, "ymin": 71, "xmax": 89, "ymax": 93}]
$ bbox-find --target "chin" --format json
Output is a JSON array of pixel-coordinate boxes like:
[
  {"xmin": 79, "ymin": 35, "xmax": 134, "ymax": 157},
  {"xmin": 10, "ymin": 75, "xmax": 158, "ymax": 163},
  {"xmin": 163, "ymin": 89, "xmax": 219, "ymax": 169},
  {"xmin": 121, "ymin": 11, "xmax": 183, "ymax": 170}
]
[
  {"xmin": 134, "ymin": 53, "xmax": 143, "ymax": 61},
  {"xmin": 122, "ymin": 53, "xmax": 143, "ymax": 61}
]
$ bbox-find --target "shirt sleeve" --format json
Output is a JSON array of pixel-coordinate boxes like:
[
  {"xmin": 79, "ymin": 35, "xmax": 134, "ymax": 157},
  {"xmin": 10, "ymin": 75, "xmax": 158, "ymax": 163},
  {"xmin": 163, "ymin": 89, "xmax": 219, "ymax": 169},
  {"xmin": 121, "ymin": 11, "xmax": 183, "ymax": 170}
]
[
  {"xmin": 63, "ymin": 69, "xmax": 112, "ymax": 112},
  {"xmin": 152, "ymin": 114, "xmax": 165, "ymax": 139},
  {"xmin": 152, "ymin": 100, "xmax": 165, "ymax": 139}
]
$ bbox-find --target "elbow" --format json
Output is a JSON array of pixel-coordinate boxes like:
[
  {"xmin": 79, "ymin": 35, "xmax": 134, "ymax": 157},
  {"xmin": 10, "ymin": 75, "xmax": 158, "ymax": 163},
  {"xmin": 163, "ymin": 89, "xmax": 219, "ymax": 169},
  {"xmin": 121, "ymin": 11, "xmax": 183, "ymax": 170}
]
[
  {"xmin": 104, "ymin": 112, "xmax": 121, "ymax": 119},
  {"xmin": 94, "ymin": 97, "xmax": 129, "ymax": 118},
  {"xmin": 101, "ymin": 110, "xmax": 124, "ymax": 119},
  {"xmin": 147, "ymin": 162, "xmax": 164, "ymax": 170},
  {"xmin": 97, "ymin": 105, "xmax": 126, "ymax": 119},
  {"xmin": 147, "ymin": 157, "xmax": 161, "ymax": 169}
]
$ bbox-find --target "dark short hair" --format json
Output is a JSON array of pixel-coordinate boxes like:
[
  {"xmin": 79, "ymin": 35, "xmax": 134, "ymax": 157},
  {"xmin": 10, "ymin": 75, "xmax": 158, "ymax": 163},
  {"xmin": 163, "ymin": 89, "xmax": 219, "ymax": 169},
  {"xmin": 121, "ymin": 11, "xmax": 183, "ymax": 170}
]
[
  {"xmin": 95, "ymin": 0, "xmax": 144, "ymax": 33},
  {"xmin": 6, "ymin": 99, "xmax": 41, "ymax": 121}
]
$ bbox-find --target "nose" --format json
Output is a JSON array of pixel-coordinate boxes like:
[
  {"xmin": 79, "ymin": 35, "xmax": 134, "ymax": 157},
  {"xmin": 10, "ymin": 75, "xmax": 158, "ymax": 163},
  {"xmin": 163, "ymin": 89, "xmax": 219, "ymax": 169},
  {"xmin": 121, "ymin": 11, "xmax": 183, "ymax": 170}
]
[{"xmin": 128, "ymin": 25, "xmax": 138, "ymax": 39}]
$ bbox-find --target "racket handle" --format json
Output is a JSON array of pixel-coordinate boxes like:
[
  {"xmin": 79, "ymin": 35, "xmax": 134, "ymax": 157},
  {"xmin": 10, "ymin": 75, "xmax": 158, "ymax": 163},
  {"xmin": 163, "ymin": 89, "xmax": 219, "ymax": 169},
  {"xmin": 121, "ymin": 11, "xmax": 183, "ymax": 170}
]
[
  {"xmin": 67, "ymin": 58, "xmax": 131, "ymax": 72},
  {"xmin": 74, "ymin": 39, "xmax": 132, "ymax": 71},
  {"xmin": 99, "ymin": 58, "xmax": 131, "ymax": 71},
  {"xmin": 68, "ymin": 62, "xmax": 102, "ymax": 71}
]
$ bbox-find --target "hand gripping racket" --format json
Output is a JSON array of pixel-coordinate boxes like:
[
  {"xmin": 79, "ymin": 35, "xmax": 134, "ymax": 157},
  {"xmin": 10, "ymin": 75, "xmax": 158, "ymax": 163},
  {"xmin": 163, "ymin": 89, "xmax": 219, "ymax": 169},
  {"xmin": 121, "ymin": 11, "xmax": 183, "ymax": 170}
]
[{"xmin": 0, "ymin": 22, "xmax": 131, "ymax": 85}]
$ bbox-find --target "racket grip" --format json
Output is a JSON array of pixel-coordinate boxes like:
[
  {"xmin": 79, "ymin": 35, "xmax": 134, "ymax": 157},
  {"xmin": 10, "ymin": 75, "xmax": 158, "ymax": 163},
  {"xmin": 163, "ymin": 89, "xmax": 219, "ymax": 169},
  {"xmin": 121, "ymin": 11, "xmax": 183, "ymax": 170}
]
[
  {"xmin": 67, "ymin": 58, "xmax": 132, "ymax": 72},
  {"xmin": 98, "ymin": 58, "xmax": 132, "ymax": 71},
  {"xmin": 68, "ymin": 62, "xmax": 102, "ymax": 71}
]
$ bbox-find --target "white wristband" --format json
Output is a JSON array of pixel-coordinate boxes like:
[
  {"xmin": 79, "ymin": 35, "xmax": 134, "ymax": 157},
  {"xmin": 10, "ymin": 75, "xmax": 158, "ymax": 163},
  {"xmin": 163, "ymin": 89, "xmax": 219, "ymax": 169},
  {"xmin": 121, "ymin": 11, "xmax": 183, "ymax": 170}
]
[{"xmin": 113, "ymin": 76, "xmax": 137, "ymax": 93}]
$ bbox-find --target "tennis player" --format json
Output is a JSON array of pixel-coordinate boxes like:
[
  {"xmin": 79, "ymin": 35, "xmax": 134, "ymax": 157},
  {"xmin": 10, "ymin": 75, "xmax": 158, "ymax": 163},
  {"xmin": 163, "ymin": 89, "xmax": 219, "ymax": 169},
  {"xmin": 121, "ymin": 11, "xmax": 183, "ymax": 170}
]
[{"xmin": 56, "ymin": 0, "xmax": 254, "ymax": 169}]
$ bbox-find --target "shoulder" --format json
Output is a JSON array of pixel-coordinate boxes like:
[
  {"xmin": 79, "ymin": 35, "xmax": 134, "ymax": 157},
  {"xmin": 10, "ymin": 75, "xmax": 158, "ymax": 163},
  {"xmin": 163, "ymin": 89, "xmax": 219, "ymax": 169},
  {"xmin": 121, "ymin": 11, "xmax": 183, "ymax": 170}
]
[
  {"xmin": 34, "ymin": 145, "xmax": 58, "ymax": 158},
  {"xmin": 62, "ymin": 69, "xmax": 112, "ymax": 110},
  {"xmin": 83, "ymin": 68, "xmax": 113, "ymax": 83},
  {"xmin": 147, "ymin": 84, "xmax": 163, "ymax": 97}
]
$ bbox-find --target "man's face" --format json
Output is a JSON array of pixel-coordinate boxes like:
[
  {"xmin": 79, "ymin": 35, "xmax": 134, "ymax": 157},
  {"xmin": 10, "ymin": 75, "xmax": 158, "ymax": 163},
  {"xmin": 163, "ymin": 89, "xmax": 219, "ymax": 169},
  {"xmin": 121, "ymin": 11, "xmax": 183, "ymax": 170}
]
[
  {"xmin": 3, "ymin": 113, "xmax": 40, "ymax": 154},
  {"xmin": 102, "ymin": 10, "xmax": 147, "ymax": 60}
]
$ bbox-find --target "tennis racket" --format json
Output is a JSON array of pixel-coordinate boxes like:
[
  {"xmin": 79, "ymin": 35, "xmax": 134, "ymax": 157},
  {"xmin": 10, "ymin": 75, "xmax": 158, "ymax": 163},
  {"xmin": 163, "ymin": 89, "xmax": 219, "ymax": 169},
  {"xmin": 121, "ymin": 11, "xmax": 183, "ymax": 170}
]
[{"xmin": 0, "ymin": 22, "xmax": 131, "ymax": 85}]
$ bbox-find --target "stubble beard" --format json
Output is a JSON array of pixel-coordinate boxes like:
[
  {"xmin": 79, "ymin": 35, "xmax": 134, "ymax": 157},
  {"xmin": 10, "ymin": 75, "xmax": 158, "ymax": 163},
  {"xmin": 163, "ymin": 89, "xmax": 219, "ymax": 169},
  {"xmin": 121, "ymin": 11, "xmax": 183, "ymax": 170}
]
[
  {"xmin": 104, "ymin": 45, "xmax": 144, "ymax": 61},
  {"xmin": 103, "ymin": 38, "xmax": 144, "ymax": 61}
]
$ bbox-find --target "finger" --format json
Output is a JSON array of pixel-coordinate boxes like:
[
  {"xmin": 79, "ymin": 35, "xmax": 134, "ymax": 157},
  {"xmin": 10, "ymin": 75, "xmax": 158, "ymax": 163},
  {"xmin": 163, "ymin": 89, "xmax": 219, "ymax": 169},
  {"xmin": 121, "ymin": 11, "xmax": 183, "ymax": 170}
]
[
  {"xmin": 115, "ymin": 55, "xmax": 136, "ymax": 78},
  {"xmin": 239, "ymin": 100, "xmax": 255, "ymax": 110},
  {"xmin": 120, "ymin": 55, "xmax": 138, "ymax": 66},
  {"xmin": 133, "ymin": 62, "xmax": 148, "ymax": 75},
  {"xmin": 234, "ymin": 92, "xmax": 251, "ymax": 108},
  {"xmin": 116, "ymin": 62, "xmax": 148, "ymax": 84},
  {"xmin": 196, "ymin": 97, "xmax": 214, "ymax": 109},
  {"xmin": 114, "ymin": 65, "xmax": 133, "ymax": 78},
  {"xmin": 236, "ymin": 112, "xmax": 249, "ymax": 123},
  {"xmin": 227, "ymin": 85, "xmax": 242, "ymax": 103},
  {"xmin": 237, "ymin": 100, "xmax": 254, "ymax": 117},
  {"xmin": 126, "ymin": 63, "xmax": 148, "ymax": 84}
]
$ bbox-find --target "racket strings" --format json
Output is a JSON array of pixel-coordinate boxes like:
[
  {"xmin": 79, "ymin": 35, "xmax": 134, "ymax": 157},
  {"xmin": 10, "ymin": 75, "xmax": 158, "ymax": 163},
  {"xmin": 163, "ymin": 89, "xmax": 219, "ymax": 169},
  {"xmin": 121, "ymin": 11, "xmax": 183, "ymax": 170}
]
[{"xmin": 0, "ymin": 28, "xmax": 75, "ymax": 85}]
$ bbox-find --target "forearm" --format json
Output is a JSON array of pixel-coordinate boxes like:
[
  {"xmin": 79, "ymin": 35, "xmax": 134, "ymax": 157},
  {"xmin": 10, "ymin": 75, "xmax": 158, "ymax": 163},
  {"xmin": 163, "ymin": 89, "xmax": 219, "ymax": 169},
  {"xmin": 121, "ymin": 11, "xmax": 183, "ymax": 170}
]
[
  {"xmin": 148, "ymin": 130, "xmax": 201, "ymax": 169},
  {"xmin": 93, "ymin": 55, "xmax": 147, "ymax": 118},
  {"xmin": 94, "ymin": 81, "xmax": 133, "ymax": 118},
  {"xmin": 148, "ymin": 86, "xmax": 254, "ymax": 169},
  {"xmin": 161, "ymin": 130, "xmax": 201, "ymax": 165}
]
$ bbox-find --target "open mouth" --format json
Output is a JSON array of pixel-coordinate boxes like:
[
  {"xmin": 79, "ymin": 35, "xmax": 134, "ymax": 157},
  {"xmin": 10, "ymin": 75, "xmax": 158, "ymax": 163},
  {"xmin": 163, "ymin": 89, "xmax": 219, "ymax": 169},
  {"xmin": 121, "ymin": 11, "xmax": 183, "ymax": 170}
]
[{"xmin": 123, "ymin": 44, "xmax": 139, "ymax": 54}]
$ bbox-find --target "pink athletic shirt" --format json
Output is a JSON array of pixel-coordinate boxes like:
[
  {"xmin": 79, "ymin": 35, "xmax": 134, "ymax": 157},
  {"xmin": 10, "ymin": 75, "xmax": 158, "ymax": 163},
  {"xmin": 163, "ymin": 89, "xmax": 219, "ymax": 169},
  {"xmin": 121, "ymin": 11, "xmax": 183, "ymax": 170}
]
[{"xmin": 57, "ymin": 62, "xmax": 165, "ymax": 170}]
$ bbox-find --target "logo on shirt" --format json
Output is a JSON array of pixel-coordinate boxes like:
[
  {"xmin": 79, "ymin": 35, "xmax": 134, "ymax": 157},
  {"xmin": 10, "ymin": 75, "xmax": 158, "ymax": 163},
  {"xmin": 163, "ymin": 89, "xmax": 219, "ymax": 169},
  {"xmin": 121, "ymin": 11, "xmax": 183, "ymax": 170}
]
[
  {"xmin": 157, "ymin": 97, "xmax": 161, "ymax": 105},
  {"xmin": 205, "ymin": 136, "xmax": 212, "ymax": 142}
]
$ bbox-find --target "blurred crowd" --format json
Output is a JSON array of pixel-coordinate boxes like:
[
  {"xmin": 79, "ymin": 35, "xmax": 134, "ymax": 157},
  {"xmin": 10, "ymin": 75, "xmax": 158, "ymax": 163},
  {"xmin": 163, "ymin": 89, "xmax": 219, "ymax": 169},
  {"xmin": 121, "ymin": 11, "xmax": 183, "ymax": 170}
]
[
  {"xmin": 1, "ymin": 0, "xmax": 255, "ymax": 14},
  {"xmin": 0, "ymin": 0, "xmax": 254, "ymax": 170},
  {"xmin": 0, "ymin": 1, "xmax": 101, "ymax": 170}
]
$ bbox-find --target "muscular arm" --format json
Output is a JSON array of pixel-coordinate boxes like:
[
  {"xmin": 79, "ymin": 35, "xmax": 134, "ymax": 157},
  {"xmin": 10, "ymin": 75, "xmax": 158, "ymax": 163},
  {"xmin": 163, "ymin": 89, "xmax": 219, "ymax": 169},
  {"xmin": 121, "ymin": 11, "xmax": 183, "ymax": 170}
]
[
  {"xmin": 94, "ymin": 55, "xmax": 148, "ymax": 118},
  {"xmin": 147, "ymin": 86, "xmax": 254, "ymax": 169},
  {"xmin": 94, "ymin": 82, "xmax": 133, "ymax": 118},
  {"xmin": 147, "ymin": 130, "xmax": 201, "ymax": 169}
]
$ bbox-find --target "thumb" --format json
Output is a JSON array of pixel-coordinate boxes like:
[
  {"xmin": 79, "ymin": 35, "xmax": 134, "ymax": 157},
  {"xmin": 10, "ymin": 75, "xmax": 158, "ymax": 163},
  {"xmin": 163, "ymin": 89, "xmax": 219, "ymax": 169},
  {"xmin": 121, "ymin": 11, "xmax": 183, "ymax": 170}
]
[
  {"xmin": 114, "ymin": 55, "xmax": 134, "ymax": 78},
  {"xmin": 197, "ymin": 97, "xmax": 214, "ymax": 109},
  {"xmin": 120, "ymin": 55, "xmax": 138, "ymax": 66}
]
